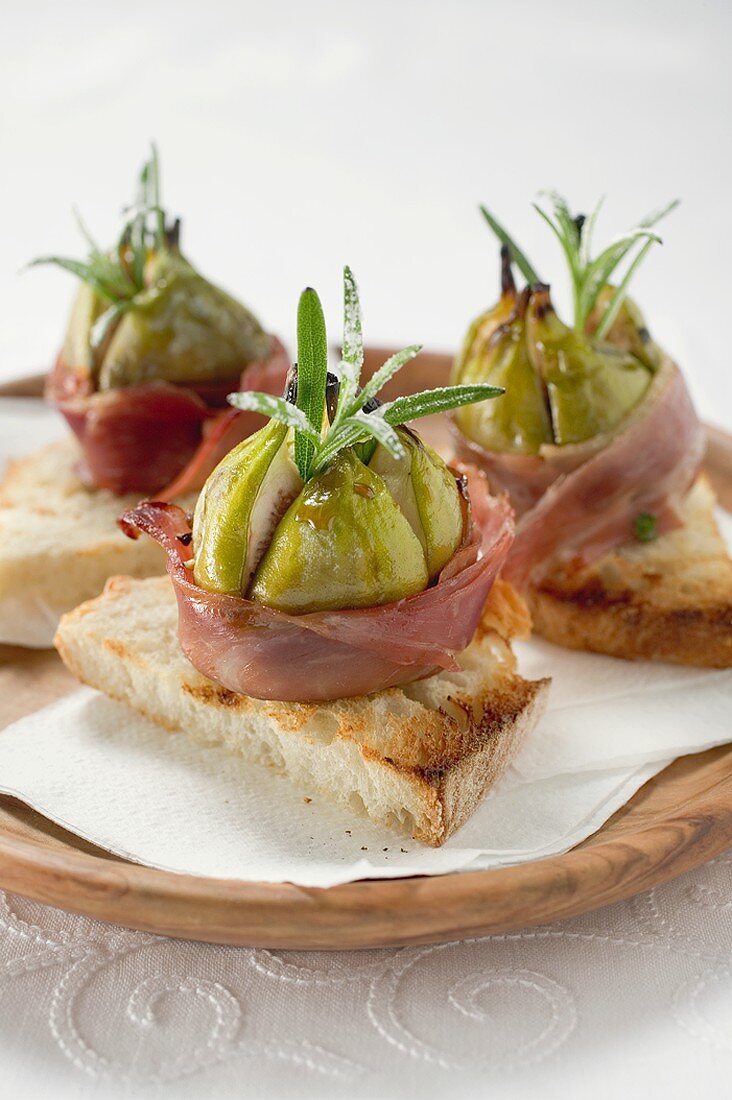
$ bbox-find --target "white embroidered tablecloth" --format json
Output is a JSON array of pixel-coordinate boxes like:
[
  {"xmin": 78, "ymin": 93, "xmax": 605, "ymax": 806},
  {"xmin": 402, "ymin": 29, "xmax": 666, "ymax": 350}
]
[{"xmin": 1, "ymin": 853, "xmax": 730, "ymax": 1099}]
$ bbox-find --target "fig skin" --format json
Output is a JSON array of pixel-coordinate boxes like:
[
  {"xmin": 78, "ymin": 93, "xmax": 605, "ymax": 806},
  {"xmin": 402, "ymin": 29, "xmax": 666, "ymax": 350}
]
[
  {"xmin": 248, "ymin": 448, "xmax": 430, "ymax": 613},
  {"xmin": 193, "ymin": 414, "xmax": 468, "ymax": 612},
  {"xmin": 453, "ymin": 279, "xmax": 653, "ymax": 453},
  {"xmin": 452, "ymin": 287, "xmax": 552, "ymax": 455},
  {"xmin": 527, "ymin": 286, "xmax": 652, "ymax": 445},
  {"xmin": 369, "ymin": 428, "xmax": 465, "ymax": 578},
  {"xmin": 60, "ymin": 248, "xmax": 272, "ymax": 393},
  {"xmin": 193, "ymin": 421, "xmax": 302, "ymax": 597},
  {"xmin": 97, "ymin": 250, "xmax": 271, "ymax": 391},
  {"xmin": 586, "ymin": 286, "xmax": 662, "ymax": 372}
]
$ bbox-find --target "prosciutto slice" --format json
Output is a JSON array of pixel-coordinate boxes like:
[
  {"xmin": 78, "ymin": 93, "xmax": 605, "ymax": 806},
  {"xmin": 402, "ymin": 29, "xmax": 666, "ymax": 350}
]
[
  {"xmin": 119, "ymin": 471, "xmax": 514, "ymax": 702},
  {"xmin": 455, "ymin": 357, "xmax": 703, "ymax": 590},
  {"xmin": 47, "ymin": 338, "xmax": 289, "ymax": 496}
]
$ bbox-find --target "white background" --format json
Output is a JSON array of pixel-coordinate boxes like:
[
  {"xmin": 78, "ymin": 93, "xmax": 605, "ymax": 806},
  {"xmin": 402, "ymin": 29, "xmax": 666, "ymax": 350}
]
[
  {"xmin": 1, "ymin": 2, "xmax": 731, "ymax": 1098},
  {"xmin": 1, "ymin": 0, "xmax": 731, "ymax": 428}
]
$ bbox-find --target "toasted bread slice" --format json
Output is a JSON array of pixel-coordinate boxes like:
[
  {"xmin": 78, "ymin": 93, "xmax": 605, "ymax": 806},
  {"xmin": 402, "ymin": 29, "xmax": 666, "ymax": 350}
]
[
  {"xmin": 528, "ymin": 476, "xmax": 732, "ymax": 667},
  {"xmin": 55, "ymin": 575, "xmax": 549, "ymax": 846},
  {"xmin": 0, "ymin": 439, "xmax": 193, "ymax": 649}
]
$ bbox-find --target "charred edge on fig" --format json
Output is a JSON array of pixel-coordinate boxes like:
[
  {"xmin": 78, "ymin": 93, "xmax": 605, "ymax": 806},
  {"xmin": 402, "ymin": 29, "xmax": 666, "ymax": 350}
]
[
  {"xmin": 165, "ymin": 217, "xmax": 182, "ymax": 250},
  {"xmin": 453, "ymin": 471, "xmax": 473, "ymax": 545},
  {"xmin": 486, "ymin": 284, "xmax": 531, "ymax": 353},
  {"xmin": 574, "ymin": 213, "xmax": 585, "ymax": 242},
  {"xmin": 284, "ymin": 365, "xmax": 298, "ymax": 404},
  {"xmin": 284, "ymin": 367, "xmax": 350, "ymax": 422},
  {"xmin": 530, "ymin": 283, "xmax": 553, "ymax": 320},
  {"xmin": 500, "ymin": 244, "xmax": 517, "ymax": 298},
  {"xmin": 325, "ymin": 372, "xmax": 340, "ymax": 421}
]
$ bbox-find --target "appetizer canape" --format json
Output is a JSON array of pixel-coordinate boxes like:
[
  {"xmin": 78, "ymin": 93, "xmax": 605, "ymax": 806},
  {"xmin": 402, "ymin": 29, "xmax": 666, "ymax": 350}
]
[
  {"xmin": 55, "ymin": 269, "xmax": 549, "ymax": 845},
  {"xmin": 452, "ymin": 194, "xmax": 731, "ymax": 667},
  {"xmin": 0, "ymin": 148, "xmax": 287, "ymax": 647}
]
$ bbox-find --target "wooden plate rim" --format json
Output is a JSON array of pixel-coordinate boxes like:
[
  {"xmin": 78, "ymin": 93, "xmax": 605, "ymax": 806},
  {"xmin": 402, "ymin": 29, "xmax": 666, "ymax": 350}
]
[
  {"xmin": 0, "ymin": 366, "xmax": 730, "ymax": 949},
  {"xmin": 0, "ymin": 747, "xmax": 731, "ymax": 949}
]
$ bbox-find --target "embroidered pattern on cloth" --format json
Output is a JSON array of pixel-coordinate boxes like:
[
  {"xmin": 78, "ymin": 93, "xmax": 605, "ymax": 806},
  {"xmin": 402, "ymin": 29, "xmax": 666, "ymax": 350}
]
[{"xmin": 0, "ymin": 850, "xmax": 730, "ymax": 1091}]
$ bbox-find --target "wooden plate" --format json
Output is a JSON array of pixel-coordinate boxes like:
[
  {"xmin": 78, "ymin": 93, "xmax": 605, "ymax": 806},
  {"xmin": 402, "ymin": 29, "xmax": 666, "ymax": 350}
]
[{"xmin": 0, "ymin": 354, "xmax": 730, "ymax": 950}]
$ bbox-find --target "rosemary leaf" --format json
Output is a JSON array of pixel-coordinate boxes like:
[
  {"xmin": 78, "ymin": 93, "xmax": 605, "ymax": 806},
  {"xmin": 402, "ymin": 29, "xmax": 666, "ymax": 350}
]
[
  {"xmin": 594, "ymin": 238, "xmax": 657, "ymax": 340},
  {"xmin": 579, "ymin": 228, "xmax": 661, "ymax": 328},
  {"xmin": 294, "ymin": 287, "xmax": 329, "ymax": 480},
  {"xmin": 581, "ymin": 194, "xmax": 605, "ymax": 268},
  {"xmin": 342, "ymin": 266, "xmax": 363, "ymax": 372},
  {"xmin": 380, "ymin": 383, "xmax": 504, "ymax": 426},
  {"xmin": 72, "ymin": 206, "xmax": 103, "ymax": 258},
  {"xmin": 479, "ymin": 205, "xmax": 540, "ymax": 284},
  {"xmin": 228, "ymin": 391, "xmax": 320, "ymax": 441},
  {"xmin": 26, "ymin": 256, "xmax": 124, "ymax": 303},
  {"xmin": 308, "ymin": 421, "xmax": 366, "ymax": 475},
  {"xmin": 538, "ymin": 191, "xmax": 581, "ymax": 256},
  {"xmin": 639, "ymin": 198, "xmax": 680, "ymax": 230},
  {"xmin": 347, "ymin": 410, "xmax": 405, "ymax": 459},
  {"xmin": 335, "ymin": 266, "xmax": 363, "ymax": 422},
  {"xmin": 533, "ymin": 202, "xmax": 580, "ymax": 281},
  {"xmin": 352, "ymin": 344, "xmax": 422, "ymax": 415}
]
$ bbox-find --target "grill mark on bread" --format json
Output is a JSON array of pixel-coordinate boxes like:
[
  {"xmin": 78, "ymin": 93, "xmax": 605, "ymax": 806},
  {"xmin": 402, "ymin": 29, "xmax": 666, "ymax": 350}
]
[{"xmin": 182, "ymin": 682, "xmax": 250, "ymax": 709}]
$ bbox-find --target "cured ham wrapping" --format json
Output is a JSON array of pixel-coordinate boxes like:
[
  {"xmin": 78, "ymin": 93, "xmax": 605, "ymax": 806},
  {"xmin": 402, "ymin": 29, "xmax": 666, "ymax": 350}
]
[
  {"xmin": 119, "ymin": 471, "xmax": 514, "ymax": 702},
  {"xmin": 452, "ymin": 357, "xmax": 705, "ymax": 589},
  {"xmin": 47, "ymin": 339, "xmax": 290, "ymax": 496}
]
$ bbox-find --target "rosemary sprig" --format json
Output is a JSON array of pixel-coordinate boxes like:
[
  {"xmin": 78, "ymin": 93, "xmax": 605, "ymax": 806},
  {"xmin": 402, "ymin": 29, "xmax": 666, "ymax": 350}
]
[
  {"xmin": 480, "ymin": 193, "xmax": 679, "ymax": 335},
  {"xmin": 294, "ymin": 288, "xmax": 329, "ymax": 480},
  {"xmin": 479, "ymin": 205, "xmax": 540, "ymax": 285},
  {"xmin": 28, "ymin": 144, "xmax": 174, "ymax": 349},
  {"xmin": 229, "ymin": 267, "xmax": 504, "ymax": 481}
]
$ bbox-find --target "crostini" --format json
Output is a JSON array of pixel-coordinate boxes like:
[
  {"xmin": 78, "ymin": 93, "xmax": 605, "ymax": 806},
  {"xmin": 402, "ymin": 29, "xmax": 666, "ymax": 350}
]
[
  {"xmin": 0, "ymin": 147, "xmax": 287, "ymax": 646},
  {"xmin": 451, "ymin": 194, "xmax": 731, "ymax": 668},
  {"xmin": 56, "ymin": 269, "xmax": 549, "ymax": 844}
]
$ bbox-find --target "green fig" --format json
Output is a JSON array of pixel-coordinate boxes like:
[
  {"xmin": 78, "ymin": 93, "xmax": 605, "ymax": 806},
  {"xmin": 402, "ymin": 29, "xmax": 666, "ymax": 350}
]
[
  {"xmin": 33, "ymin": 147, "xmax": 272, "ymax": 391},
  {"xmin": 369, "ymin": 428, "xmax": 464, "ymax": 578},
  {"xmin": 248, "ymin": 449, "xmax": 429, "ymax": 613},
  {"xmin": 97, "ymin": 249, "xmax": 272, "ymax": 391},
  {"xmin": 193, "ymin": 420, "xmax": 302, "ymax": 596},
  {"xmin": 452, "ymin": 245, "xmax": 519, "ymax": 388},
  {"xmin": 526, "ymin": 286, "xmax": 652, "ymax": 445},
  {"xmin": 586, "ymin": 286, "xmax": 662, "ymax": 372},
  {"xmin": 61, "ymin": 282, "xmax": 107, "ymax": 378},
  {"xmin": 452, "ymin": 287, "xmax": 553, "ymax": 454}
]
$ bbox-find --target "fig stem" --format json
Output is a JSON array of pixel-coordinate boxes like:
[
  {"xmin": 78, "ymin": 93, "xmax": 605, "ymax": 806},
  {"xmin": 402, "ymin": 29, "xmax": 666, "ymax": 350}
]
[{"xmin": 500, "ymin": 245, "xmax": 517, "ymax": 298}]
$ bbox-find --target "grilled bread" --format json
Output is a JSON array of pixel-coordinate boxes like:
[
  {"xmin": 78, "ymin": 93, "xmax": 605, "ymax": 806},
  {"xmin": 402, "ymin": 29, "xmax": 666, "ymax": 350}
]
[
  {"xmin": 55, "ymin": 575, "xmax": 550, "ymax": 846},
  {"xmin": 527, "ymin": 476, "xmax": 732, "ymax": 667}
]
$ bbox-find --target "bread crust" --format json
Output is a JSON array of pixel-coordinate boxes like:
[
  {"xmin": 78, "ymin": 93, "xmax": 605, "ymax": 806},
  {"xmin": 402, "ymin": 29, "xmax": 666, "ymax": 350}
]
[
  {"xmin": 528, "ymin": 476, "xmax": 732, "ymax": 668},
  {"xmin": 55, "ymin": 575, "xmax": 549, "ymax": 846}
]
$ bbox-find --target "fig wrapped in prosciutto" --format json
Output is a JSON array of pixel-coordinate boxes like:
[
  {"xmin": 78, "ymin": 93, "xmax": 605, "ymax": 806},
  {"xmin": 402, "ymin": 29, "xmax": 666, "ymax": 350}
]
[
  {"xmin": 121, "ymin": 268, "xmax": 510, "ymax": 701},
  {"xmin": 451, "ymin": 194, "xmax": 704, "ymax": 588},
  {"xmin": 34, "ymin": 147, "xmax": 288, "ymax": 495}
]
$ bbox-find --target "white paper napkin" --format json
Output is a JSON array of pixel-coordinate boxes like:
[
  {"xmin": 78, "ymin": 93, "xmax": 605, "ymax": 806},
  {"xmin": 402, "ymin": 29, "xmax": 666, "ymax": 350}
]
[
  {"xmin": 1, "ymin": 402, "xmax": 730, "ymax": 887},
  {"xmin": 0, "ymin": 643, "xmax": 729, "ymax": 886}
]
